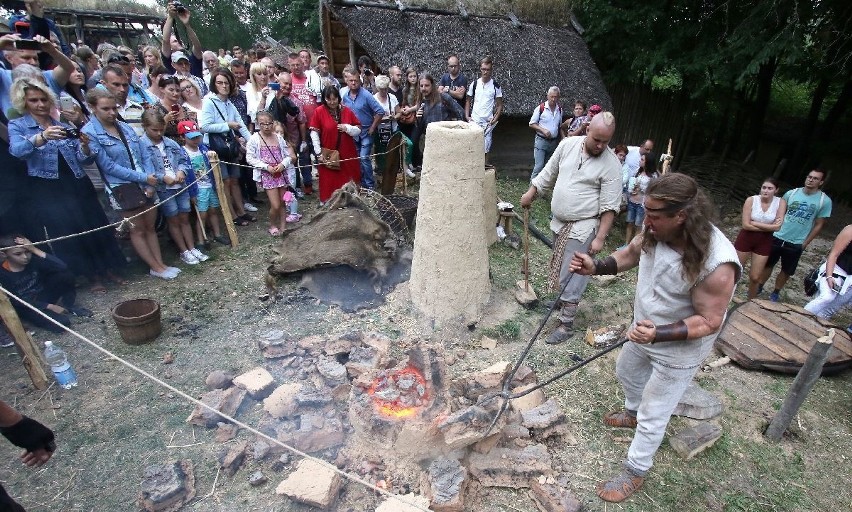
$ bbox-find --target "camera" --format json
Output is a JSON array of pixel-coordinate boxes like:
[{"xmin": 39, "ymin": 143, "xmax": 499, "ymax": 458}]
[
  {"xmin": 62, "ymin": 128, "xmax": 80, "ymax": 139},
  {"xmin": 172, "ymin": 1, "xmax": 187, "ymax": 14}
]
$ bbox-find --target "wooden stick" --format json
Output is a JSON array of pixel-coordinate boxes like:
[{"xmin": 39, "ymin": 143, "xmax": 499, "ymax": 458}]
[
  {"xmin": 523, "ymin": 208, "xmax": 530, "ymax": 292},
  {"xmin": 207, "ymin": 152, "xmax": 238, "ymax": 247},
  {"xmin": 0, "ymin": 292, "xmax": 49, "ymax": 390},
  {"xmin": 765, "ymin": 329, "xmax": 835, "ymax": 440},
  {"xmin": 661, "ymin": 138, "xmax": 673, "ymax": 175},
  {"xmin": 192, "ymin": 201, "xmax": 208, "ymax": 243}
]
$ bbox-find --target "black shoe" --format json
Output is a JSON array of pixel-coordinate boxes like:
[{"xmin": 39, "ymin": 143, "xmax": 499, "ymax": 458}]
[
  {"xmin": 68, "ymin": 306, "xmax": 93, "ymax": 317},
  {"xmin": 214, "ymin": 235, "xmax": 230, "ymax": 246},
  {"xmin": 546, "ymin": 322, "xmax": 574, "ymax": 345}
]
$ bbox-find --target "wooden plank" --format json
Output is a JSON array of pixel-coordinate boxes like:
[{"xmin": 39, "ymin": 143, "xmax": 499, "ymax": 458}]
[
  {"xmin": 782, "ymin": 313, "xmax": 852, "ymax": 357},
  {"xmin": 717, "ymin": 323, "xmax": 789, "ymax": 368},
  {"xmin": 729, "ymin": 315, "xmax": 808, "ymax": 362},
  {"xmin": 751, "ymin": 298, "xmax": 790, "ymax": 313},
  {"xmin": 738, "ymin": 307, "xmax": 850, "ymax": 363}
]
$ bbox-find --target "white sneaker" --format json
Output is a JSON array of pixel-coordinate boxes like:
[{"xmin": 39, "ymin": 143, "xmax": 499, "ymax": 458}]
[
  {"xmin": 190, "ymin": 248, "xmax": 209, "ymax": 262},
  {"xmin": 150, "ymin": 269, "xmax": 176, "ymax": 280},
  {"xmin": 405, "ymin": 167, "xmax": 416, "ymax": 178},
  {"xmin": 180, "ymin": 250, "xmax": 200, "ymax": 265},
  {"xmin": 166, "ymin": 266, "xmax": 181, "ymax": 275},
  {"xmin": 243, "ymin": 202, "xmax": 258, "ymax": 212}
]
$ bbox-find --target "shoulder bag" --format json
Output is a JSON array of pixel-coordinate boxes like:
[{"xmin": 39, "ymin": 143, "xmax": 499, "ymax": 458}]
[
  {"xmin": 102, "ymin": 127, "xmax": 149, "ymax": 210},
  {"xmin": 321, "ymin": 130, "xmax": 342, "ymax": 170},
  {"xmin": 208, "ymin": 99, "xmax": 241, "ymax": 161}
]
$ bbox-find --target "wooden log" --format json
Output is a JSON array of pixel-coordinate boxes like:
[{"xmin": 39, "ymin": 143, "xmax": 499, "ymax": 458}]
[
  {"xmin": 670, "ymin": 422, "xmax": 722, "ymax": 460},
  {"xmin": 765, "ymin": 329, "xmax": 835, "ymax": 441},
  {"xmin": 0, "ymin": 292, "xmax": 49, "ymax": 390},
  {"xmin": 207, "ymin": 151, "xmax": 239, "ymax": 248}
]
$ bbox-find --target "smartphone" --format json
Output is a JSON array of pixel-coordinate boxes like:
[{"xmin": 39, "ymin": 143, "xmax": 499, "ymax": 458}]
[
  {"xmin": 269, "ymin": 82, "xmax": 280, "ymax": 91},
  {"xmin": 59, "ymin": 96, "xmax": 77, "ymax": 111},
  {"xmin": 170, "ymin": 104, "xmax": 181, "ymax": 113},
  {"xmin": 14, "ymin": 39, "xmax": 41, "ymax": 51}
]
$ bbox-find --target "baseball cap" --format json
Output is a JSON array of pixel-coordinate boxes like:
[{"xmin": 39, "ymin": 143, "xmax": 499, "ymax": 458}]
[
  {"xmin": 589, "ymin": 104, "xmax": 602, "ymax": 114},
  {"xmin": 177, "ymin": 120, "xmax": 202, "ymax": 139},
  {"xmin": 171, "ymin": 51, "xmax": 190, "ymax": 63}
]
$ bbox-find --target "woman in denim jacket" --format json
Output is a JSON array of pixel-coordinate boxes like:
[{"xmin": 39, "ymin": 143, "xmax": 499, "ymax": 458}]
[
  {"xmin": 140, "ymin": 109, "xmax": 208, "ymax": 267},
  {"xmin": 7, "ymin": 78, "xmax": 126, "ymax": 292},
  {"xmin": 200, "ymin": 68, "xmax": 254, "ymax": 225},
  {"xmin": 82, "ymin": 88, "xmax": 179, "ymax": 280}
]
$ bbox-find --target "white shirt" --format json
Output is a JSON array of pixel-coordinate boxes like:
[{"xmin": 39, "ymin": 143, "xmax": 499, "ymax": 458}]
[
  {"xmin": 529, "ymin": 102, "xmax": 562, "ymax": 140},
  {"xmin": 467, "ymin": 78, "xmax": 502, "ymax": 122},
  {"xmin": 156, "ymin": 141, "xmax": 181, "ymax": 190},
  {"xmin": 625, "ymin": 146, "xmax": 642, "ymax": 174},
  {"xmin": 373, "ymin": 92, "xmax": 399, "ymax": 132}
]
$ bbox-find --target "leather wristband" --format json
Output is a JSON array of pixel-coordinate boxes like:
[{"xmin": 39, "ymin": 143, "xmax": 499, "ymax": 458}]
[
  {"xmin": 0, "ymin": 416, "xmax": 56, "ymax": 453},
  {"xmin": 652, "ymin": 320, "xmax": 689, "ymax": 343},
  {"xmin": 593, "ymin": 256, "xmax": 618, "ymax": 275}
]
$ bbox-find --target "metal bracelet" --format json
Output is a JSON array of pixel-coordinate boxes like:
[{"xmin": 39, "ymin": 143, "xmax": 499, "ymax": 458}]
[{"xmin": 593, "ymin": 256, "xmax": 618, "ymax": 275}]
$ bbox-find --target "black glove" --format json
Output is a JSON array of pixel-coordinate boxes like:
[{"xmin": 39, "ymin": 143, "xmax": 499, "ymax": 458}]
[{"xmin": 1, "ymin": 416, "xmax": 56, "ymax": 453}]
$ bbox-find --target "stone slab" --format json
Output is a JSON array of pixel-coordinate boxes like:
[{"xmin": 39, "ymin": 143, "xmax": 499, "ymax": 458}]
[
  {"xmin": 673, "ymin": 382, "xmax": 723, "ymax": 420},
  {"xmin": 276, "ymin": 459, "xmax": 342, "ymax": 509},
  {"xmin": 138, "ymin": 460, "xmax": 196, "ymax": 512},
  {"xmin": 232, "ymin": 367, "xmax": 275, "ymax": 399},
  {"xmin": 467, "ymin": 444, "xmax": 553, "ymax": 488}
]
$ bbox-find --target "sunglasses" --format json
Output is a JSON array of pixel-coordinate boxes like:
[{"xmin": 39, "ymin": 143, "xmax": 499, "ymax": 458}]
[{"xmin": 108, "ymin": 55, "xmax": 131, "ymax": 64}]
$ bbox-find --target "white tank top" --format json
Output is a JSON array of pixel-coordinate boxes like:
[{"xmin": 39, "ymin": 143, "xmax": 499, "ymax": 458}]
[{"xmin": 750, "ymin": 195, "xmax": 780, "ymax": 224}]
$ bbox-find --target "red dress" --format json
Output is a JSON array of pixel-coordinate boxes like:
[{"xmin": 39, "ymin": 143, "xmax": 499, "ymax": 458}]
[{"xmin": 309, "ymin": 105, "xmax": 360, "ymax": 202}]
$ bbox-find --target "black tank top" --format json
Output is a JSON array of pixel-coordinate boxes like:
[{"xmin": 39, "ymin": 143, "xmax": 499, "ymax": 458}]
[{"xmin": 837, "ymin": 238, "xmax": 852, "ymax": 273}]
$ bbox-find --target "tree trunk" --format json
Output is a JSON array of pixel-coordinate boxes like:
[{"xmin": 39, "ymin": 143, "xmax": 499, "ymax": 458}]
[
  {"xmin": 782, "ymin": 77, "xmax": 831, "ymax": 184},
  {"xmin": 744, "ymin": 58, "xmax": 777, "ymax": 159}
]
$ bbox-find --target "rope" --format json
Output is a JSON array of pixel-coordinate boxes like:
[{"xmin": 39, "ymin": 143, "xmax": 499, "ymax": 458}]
[
  {"xmin": 0, "ymin": 284, "xmax": 432, "ymax": 511},
  {"xmin": 0, "ymin": 146, "xmax": 399, "ymax": 253}
]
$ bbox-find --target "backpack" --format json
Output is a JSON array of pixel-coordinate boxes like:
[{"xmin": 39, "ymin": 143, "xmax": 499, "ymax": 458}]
[
  {"xmin": 469, "ymin": 77, "xmax": 500, "ymax": 106},
  {"xmin": 803, "ymin": 266, "xmax": 820, "ymax": 297}
]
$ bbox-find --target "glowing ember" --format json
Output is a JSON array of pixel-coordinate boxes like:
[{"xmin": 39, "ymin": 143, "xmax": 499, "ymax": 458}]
[{"xmin": 369, "ymin": 366, "xmax": 428, "ymax": 419}]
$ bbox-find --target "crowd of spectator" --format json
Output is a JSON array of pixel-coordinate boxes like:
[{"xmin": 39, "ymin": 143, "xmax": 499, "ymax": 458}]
[{"xmin": 0, "ymin": 0, "xmax": 849, "ymax": 343}]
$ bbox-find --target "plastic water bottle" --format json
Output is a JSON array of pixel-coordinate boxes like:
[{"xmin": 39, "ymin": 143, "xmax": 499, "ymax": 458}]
[{"xmin": 44, "ymin": 341, "xmax": 77, "ymax": 389}]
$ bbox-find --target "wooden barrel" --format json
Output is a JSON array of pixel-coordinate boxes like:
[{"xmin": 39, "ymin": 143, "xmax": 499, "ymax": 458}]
[{"xmin": 715, "ymin": 299, "xmax": 852, "ymax": 375}]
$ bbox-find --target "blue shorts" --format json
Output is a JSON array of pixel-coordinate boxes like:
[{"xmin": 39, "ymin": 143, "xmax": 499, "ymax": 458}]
[
  {"xmin": 195, "ymin": 187, "xmax": 220, "ymax": 212},
  {"xmin": 157, "ymin": 188, "xmax": 191, "ymax": 217},
  {"xmin": 626, "ymin": 200, "xmax": 645, "ymax": 226}
]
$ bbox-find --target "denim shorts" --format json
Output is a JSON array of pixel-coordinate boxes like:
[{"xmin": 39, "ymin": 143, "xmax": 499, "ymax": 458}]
[
  {"xmin": 157, "ymin": 188, "xmax": 191, "ymax": 217},
  {"xmin": 195, "ymin": 186, "xmax": 220, "ymax": 212},
  {"xmin": 626, "ymin": 200, "xmax": 645, "ymax": 226},
  {"xmin": 218, "ymin": 161, "xmax": 240, "ymax": 179}
]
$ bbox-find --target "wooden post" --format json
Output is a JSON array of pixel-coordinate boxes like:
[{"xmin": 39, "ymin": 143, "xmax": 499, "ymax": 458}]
[
  {"xmin": 765, "ymin": 329, "xmax": 835, "ymax": 441},
  {"xmin": 661, "ymin": 138, "xmax": 673, "ymax": 175},
  {"xmin": 0, "ymin": 292, "xmax": 49, "ymax": 390},
  {"xmin": 207, "ymin": 151, "xmax": 239, "ymax": 247}
]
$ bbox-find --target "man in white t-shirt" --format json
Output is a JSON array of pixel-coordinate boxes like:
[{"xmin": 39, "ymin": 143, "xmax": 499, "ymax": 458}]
[{"xmin": 465, "ymin": 56, "xmax": 503, "ymax": 164}]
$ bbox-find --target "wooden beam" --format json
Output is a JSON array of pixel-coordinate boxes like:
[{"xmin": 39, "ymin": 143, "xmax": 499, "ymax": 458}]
[{"xmin": 0, "ymin": 292, "xmax": 49, "ymax": 390}]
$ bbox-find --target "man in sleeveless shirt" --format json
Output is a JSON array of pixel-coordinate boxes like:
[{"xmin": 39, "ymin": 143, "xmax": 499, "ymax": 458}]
[{"xmin": 570, "ymin": 173, "xmax": 741, "ymax": 503}]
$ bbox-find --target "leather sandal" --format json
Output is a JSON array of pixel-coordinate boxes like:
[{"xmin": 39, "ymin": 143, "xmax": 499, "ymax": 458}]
[
  {"xmin": 596, "ymin": 470, "xmax": 645, "ymax": 503},
  {"xmin": 603, "ymin": 410, "xmax": 638, "ymax": 428}
]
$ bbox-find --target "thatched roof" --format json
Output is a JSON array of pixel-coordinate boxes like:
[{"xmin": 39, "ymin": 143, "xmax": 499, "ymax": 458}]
[
  {"xmin": 44, "ymin": 0, "xmax": 164, "ymax": 18},
  {"xmin": 320, "ymin": 1, "xmax": 610, "ymax": 116}
]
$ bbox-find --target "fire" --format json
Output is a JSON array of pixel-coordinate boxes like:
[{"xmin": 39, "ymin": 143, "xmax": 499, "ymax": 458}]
[{"xmin": 368, "ymin": 366, "xmax": 428, "ymax": 419}]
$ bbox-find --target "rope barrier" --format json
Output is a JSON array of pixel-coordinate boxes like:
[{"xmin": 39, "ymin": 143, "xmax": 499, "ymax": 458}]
[
  {"xmin": 0, "ymin": 284, "xmax": 432, "ymax": 511},
  {"xmin": 0, "ymin": 145, "xmax": 401, "ymax": 253}
]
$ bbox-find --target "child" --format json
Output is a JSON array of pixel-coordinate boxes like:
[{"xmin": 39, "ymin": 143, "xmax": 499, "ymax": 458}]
[
  {"xmin": 141, "ymin": 110, "xmax": 209, "ymax": 266},
  {"xmin": 624, "ymin": 153, "xmax": 659, "ymax": 245},
  {"xmin": 178, "ymin": 120, "xmax": 228, "ymax": 246},
  {"xmin": 0, "ymin": 235, "xmax": 92, "ymax": 334},
  {"xmin": 275, "ymin": 121, "xmax": 302, "ymax": 222},
  {"xmin": 247, "ymin": 111, "xmax": 299, "ymax": 236}
]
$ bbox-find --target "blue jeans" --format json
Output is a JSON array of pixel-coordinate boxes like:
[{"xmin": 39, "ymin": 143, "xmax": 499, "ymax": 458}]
[
  {"xmin": 297, "ymin": 141, "xmax": 313, "ymax": 187},
  {"xmin": 356, "ymin": 133, "xmax": 375, "ymax": 189},
  {"xmin": 531, "ymin": 136, "xmax": 559, "ymax": 180}
]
